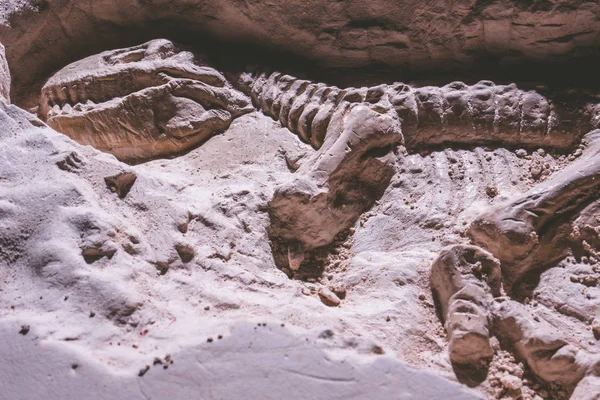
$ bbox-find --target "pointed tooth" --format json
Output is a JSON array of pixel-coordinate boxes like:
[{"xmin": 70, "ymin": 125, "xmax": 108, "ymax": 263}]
[
  {"xmin": 77, "ymin": 84, "xmax": 88, "ymax": 103},
  {"xmin": 56, "ymin": 87, "xmax": 68, "ymax": 106},
  {"xmin": 44, "ymin": 91, "xmax": 55, "ymax": 107},
  {"xmin": 68, "ymin": 84, "xmax": 78, "ymax": 104}
]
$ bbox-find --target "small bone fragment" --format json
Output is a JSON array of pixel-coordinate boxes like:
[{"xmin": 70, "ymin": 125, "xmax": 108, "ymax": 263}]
[{"xmin": 104, "ymin": 172, "xmax": 137, "ymax": 199}]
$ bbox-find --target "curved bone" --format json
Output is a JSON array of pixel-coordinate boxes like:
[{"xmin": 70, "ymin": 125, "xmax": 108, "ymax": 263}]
[
  {"xmin": 268, "ymin": 103, "xmax": 402, "ymax": 262},
  {"xmin": 468, "ymin": 129, "xmax": 600, "ymax": 286},
  {"xmin": 493, "ymin": 300, "xmax": 589, "ymax": 387},
  {"xmin": 431, "ymin": 244, "xmax": 501, "ymax": 366}
]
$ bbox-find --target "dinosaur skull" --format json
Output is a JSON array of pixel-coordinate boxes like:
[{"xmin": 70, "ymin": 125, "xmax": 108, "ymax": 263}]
[{"xmin": 38, "ymin": 39, "xmax": 252, "ymax": 163}]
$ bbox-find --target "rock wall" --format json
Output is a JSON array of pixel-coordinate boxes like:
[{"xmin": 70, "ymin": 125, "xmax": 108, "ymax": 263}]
[{"xmin": 1, "ymin": 0, "xmax": 599, "ymax": 106}]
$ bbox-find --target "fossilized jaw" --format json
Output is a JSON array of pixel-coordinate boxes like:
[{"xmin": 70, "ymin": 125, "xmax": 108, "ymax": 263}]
[{"xmin": 38, "ymin": 39, "xmax": 253, "ymax": 163}]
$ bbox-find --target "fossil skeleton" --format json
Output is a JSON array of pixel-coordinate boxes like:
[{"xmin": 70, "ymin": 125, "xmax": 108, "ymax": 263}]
[{"xmin": 38, "ymin": 39, "xmax": 600, "ymax": 396}]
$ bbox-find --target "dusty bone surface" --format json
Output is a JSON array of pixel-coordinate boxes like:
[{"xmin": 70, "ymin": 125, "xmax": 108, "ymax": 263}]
[
  {"xmin": 468, "ymin": 129, "xmax": 600, "ymax": 286},
  {"xmin": 431, "ymin": 245, "xmax": 501, "ymax": 367},
  {"xmin": 0, "ymin": 4, "xmax": 600, "ymax": 399}
]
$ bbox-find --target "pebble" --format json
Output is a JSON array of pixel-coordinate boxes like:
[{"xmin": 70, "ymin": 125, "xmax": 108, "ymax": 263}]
[
  {"xmin": 592, "ymin": 318, "xmax": 600, "ymax": 339},
  {"xmin": 500, "ymin": 375, "xmax": 523, "ymax": 391},
  {"xmin": 332, "ymin": 285, "xmax": 347, "ymax": 299},
  {"xmin": 318, "ymin": 288, "xmax": 341, "ymax": 307},
  {"xmin": 516, "ymin": 149, "xmax": 528, "ymax": 158}
]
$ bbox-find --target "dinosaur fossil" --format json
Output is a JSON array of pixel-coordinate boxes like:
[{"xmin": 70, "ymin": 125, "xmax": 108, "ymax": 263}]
[
  {"xmin": 241, "ymin": 66, "xmax": 600, "ymax": 397},
  {"xmin": 431, "ymin": 242, "xmax": 600, "ymax": 396},
  {"xmin": 38, "ymin": 39, "xmax": 253, "ymax": 163},
  {"xmin": 39, "ymin": 40, "xmax": 600, "ymax": 395},
  {"xmin": 430, "ymin": 130, "xmax": 600, "ymax": 395},
  {"xmin": 238, "ymin": 70, "xmax": 599, "ymax": 274},
  {"xmin": 238, "ymin": 70, "xmax": 598, "ymax": 151}
]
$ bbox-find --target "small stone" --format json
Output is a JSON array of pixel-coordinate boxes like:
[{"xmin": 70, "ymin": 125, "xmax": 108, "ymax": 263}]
[
  {"xmin": 104, "ymin": 171, "xmax": 137, "ymax": 199},
  {"xmin": 530, "ymin": 164, "xmax": 543, "ymax": 179},
  {"xmin": 592, "ymin": 318, "xmax": 600, "ymax": 340},
  {"xmin": 516, "ymin": 149, "xmax": 527, "ymax": 158},
  {"xmin": 583, "ymin": 275, "xmax": 598, "ymax": 286},
  {"xmin": 500, "ymin": 375, "xmax": 523, "ymax": 391},
  {"xmin": 318, "ymin": 329, "xmax": 334, "ymax": 339},
  {"xmin": 19, "ymin": 325, "xmax": 30, "ymax": 335},
  {"xmin": 331, "ymin": 285, "xmax": 347, "ymax": 299},
  {"xmin": 318, "ymin": 287, "xmax": 341, "ymax": 307},
  {"xmin": 138, "ymin": 365, "xmax": 150, "ymax": 377},
  {"xmin": 486, "ymin": 186, "xmax": 498, "ymax": 198}
]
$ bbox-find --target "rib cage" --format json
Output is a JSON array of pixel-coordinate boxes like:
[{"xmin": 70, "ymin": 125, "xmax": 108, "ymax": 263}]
[{"xmin": 238, "ymin": 71, "xmax": 599, "ymax": 151}]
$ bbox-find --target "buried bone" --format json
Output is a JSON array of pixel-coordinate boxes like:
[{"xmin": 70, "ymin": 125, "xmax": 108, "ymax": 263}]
[
  {"xmin": 468, "ymin": 129, "xmax": 600, "ymax": 287},
  {"xmin": 267, "ymin": 103, "xmax": 402, "ymax": 270},
  {"xmin": 241, "ymin": 70, "xmax": 598, "ymax": 272},
  {"xmin": 431, "ymin": 245, "xmax": 501, "ymax": 366},
  {"xmin": 432, "ymin": 244, "xmax": 597, "ymax": 392},
  {"xmin": 239, "ymin": 71, "xmax": 598, "ymax": 151}
]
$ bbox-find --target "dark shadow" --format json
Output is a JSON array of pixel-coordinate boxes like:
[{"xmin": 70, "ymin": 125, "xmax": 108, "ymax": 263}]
[{"xmin": 451, "ymin": 361, "xmax": 491, "ymax": 387}]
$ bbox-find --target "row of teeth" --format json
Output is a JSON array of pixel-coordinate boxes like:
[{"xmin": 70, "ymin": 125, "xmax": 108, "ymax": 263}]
[
  {"xmin": 42, "ymin": 73, "xmax": 170, "ymax": 108},
  {"xmin": 43, "ymin": 83, "xmax": 96, "ymax": 108},
  {"xmin": 41, "ymin": 71, "xmax": 184, "ymax": 116},
  {"xmin": 41, "ymin": 70, "xmax": 198, "ymax": 110},
  {"xmin": 46, "ymin": 100, "xmax": 98, "ymax": 118}
]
